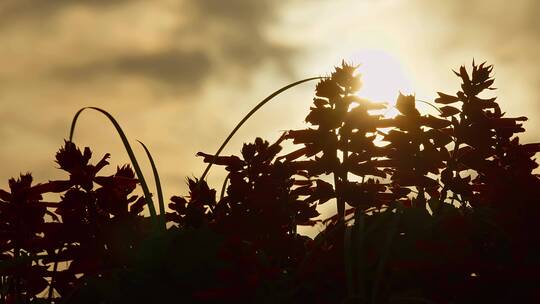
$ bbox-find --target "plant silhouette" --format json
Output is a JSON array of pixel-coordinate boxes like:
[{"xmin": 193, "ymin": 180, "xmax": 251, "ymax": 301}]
[{"xmin": 1, "ymin": 61, "xmax": 539, "ymax": 303}]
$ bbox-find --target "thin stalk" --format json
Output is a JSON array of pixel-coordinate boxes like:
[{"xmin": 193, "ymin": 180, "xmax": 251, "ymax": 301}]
[
  {"xmin": 335, "ymin": 129, "xmax": 345, "ymax": 224},
  {"xmin": 220, "ymin": 172, "xmax": 230, "ymax": 201},
  {"xmin": 199, "ymin": 76, "xmax": 325, "ymax": 181},
  {"xmin": 416, "ymin": 99, "xmax": 443, "ymax": 115},
  {"xmin": 440, "ymin": 137, "xmax": 462, "ymax": 202},
  {"xmin": 371, "ymin": 206, "xmax": 401, "ymax": 304},
  {"xmin": 351, "ymin": 208, "xmax": 366, "ymax": 302},
  {"xmin": 344, "ymin": 226, "xmax": 354, "ymax": 298},
  {"xmin": 13, "ymin": 247, "xmax": 20, "ymax": 303},
  {"xmin": 340, "ymin": 125, "xmax": 350, "ymax": 223},
  {"xmin": 137, "ymin": 140, "xmax": 165, "ymax": 218},
  {"xmin": 334, "ymin": 173, "xmax": 344, "ymax": 224}
]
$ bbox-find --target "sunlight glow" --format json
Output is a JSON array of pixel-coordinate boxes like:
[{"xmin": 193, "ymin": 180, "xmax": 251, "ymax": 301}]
[{"xmin": 350, "ymin": 50, "xmax": 414, "ymax": 108}]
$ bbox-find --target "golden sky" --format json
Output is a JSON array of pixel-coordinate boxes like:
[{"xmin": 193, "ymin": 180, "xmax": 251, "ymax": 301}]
[{"xmin": 1, "ymin": 0, "xmax": 539, "ymax": 218}]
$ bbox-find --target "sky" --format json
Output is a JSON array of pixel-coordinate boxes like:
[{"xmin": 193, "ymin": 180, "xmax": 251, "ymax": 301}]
[{"xmin": 1, "ymin": 0, "xmax": 539, "ymax": 230}]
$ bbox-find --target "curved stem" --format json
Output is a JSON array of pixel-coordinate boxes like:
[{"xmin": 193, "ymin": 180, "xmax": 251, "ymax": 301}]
[
  {"xmin": 199, "ymin": 76, "xmax": 325, "ymax": 181},
  {"xmin": 69, "ymin": 107, "xmax": 160, "ymax": 227},
  {"xmin": 416, "ymin": 98, "xmax": 443, "ymax": 115}
]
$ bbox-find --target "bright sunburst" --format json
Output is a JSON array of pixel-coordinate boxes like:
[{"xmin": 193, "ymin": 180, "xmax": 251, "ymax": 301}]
[{"xmin": 350, "ymin": 50, "xmax": 414, "ymax": 110}]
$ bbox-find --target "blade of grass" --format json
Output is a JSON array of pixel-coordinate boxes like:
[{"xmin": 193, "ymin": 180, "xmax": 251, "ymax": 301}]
[
  {"xmin": 137, "ymin": 140, "xmax": 165, "ymax": 219},
  {"xmin": 68, "ymin": 107, "xmax": 159, "ymax": 226},
  {"xmin": 199, "ymin": 76, "xmax": 325, "ymax": 181},
  {"xmin": 351, "ymin": 208, "xmax": 366, "ymax": 303}
]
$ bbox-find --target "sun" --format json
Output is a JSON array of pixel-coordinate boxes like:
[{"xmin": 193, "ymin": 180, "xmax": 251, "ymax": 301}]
[{"xmin": 350, "ymin": 50, "xmax": 414, "ymax": 108}]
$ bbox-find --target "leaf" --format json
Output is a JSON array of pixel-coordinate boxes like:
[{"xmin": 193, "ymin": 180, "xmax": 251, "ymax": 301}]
[
  {"xmin": 440, "ymin": 168, "xmax": 453, "ymax": 184},
  {"xmin": 279, "ymin": 146, "xmax": 310, "ymax": 162},
  {"xmin": 392, "ymin": 171, "xmax": 438, "ymax": 187},
  {"xmin": 297, "ymin": 205, "xmax": 321, "ymax": 224},
  {"xmin": 479, "ymin": 78, "xmax": 495, "ymax": 91},
  {"xmin": 435, "ymin": 92, "xmax": 460, "ymax": 104},
  {"xmin": 291, "ymin": 184, "xmax": 313, "ymax": 197},
  {"xmin": 305, "ymin": 107, "xmax": 342, "ymax": 129},
  {"xmin": 473, "ymin": 96, "xmax": 498, "ymax": 109},
  {"xmin": 344, "ymin": 95, "xmax": 387, "ymax": 110},
  {"xmin": 130, "ymin": 196, "xmax": 146, "ymax": 215},
  {"xmin": 521, "ymin": 143, "xmax": 540, "ymax": 154},
  {"xmin": 459, "ymin": 65, "xmax": 470, "ymax": 84},
  {"xmin": 428, "ymin": 198, "xmax": 441, "ymax": 213},
  {"xmin": 313, "ymin": 98, "xmax": 328, "ymax": 108},
  {"xmin": 348, "ymin": 162, "xmax": 387, "ymax": 178},
  {"xmin": 290, "ymin": 160, "xmax": 327, "ymax": 176},
  {"xmin": 285, "ymin": 129, "xmax": 319, "ymax": 144},
  {"xmin": 426, "ymin": 129, "xmax": 453, "ymax": 147},
  {"xmin": 196, "ymin": 152, "xmax": 244, "ymax": 169},
  {"xmin": 371, "ymin": 159, "xmax": 396, "ymax": 168},
  {"xmin": 390, "ymin": 186, "xmax": 412, "ymax": 198},
  {"xmin": 421, "ymin": 115, "xmax": 452, "ymax": 129},
  {"xmin": 312, "ymin": 179, "xmax": 335, "ymax": 204},
  {"xmin": 0, "ymin": 189, "xmax": 10, "ymax": 201},
  {"xmin": 29, "ymin": 180, "xmax": 73, "ymax": 195},
  {"xmin": 489, "ymin": 117, "xmax": 527, "ymax": 129},
  {"xmin": 439, "ymin": 106, "xmax": 461, "ymax": 117},
  {"xmin": 449, "ymin": 176, "xmax": 473, "ymax": 198},
  {"xmin": 138, "ymin": 140, "xmax": 165, "ymax": 217}
]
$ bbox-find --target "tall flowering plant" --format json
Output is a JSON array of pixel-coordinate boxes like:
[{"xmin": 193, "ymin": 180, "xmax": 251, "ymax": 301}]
[{"xmin": 1, "ymin": 61, "xmax": 539, "ymax": 303}]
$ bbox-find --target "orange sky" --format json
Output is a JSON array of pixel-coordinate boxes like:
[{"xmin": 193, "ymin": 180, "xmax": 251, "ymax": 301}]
[{"xmin": 1, "ymin": 0, "xmax": 539, "ymax": 224}]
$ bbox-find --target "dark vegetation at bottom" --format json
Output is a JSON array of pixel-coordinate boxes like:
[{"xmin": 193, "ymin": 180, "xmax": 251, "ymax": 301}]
[{"xmin": 1, "ymin": 61, "xmax": 540, "ymax": 303}]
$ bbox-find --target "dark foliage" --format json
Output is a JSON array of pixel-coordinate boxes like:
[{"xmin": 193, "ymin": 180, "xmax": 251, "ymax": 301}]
[{"xmin": 1, "ymin": 61, "xmax": 540, "ymax": 303}]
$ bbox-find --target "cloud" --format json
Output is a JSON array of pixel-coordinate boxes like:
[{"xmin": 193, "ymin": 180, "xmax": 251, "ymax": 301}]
[
  {"xmin": 179, "ymin": 0, "xmax": 297, "ymax": 77},
  {"xmin": 193, "ymin": 0, "xmax": 274, "ymax": 24},
  {"xmin": 2, "ymin": 0, "xmax": 299, "ymax": 92},
  {"xmin": 56, "ymin": 49, "xmax": 212, "ymax": 89},
  {"xmin": 0, "ymin": 0, "xmax": 133, "ymax": 27},
  {"xmin": 418, "ymin": 0, "xmax": 540, "ymax": 54},
  {"xmin": 0, "ymin": 0, "xmax": 305, "ymax": 193},
  {"xmin": 411, "ymin": 0, "xmax": 540, "ymax": 111}
]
